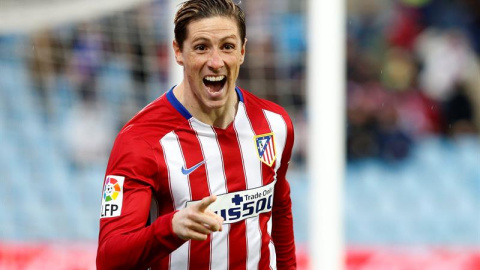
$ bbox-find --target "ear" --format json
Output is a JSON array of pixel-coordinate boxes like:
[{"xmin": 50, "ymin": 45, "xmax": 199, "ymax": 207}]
[
  {"xmin": 173, "ymin": 40, "xmax": 184, "ymax": 66},
  {"xmin": 239, "ymin": 38, "xmax": 247, "ymax": 64}
]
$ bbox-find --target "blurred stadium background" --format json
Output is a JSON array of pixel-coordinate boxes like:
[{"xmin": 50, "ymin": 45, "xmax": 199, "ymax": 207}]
[{"xmin": 0, "ymin": 0, "xmax": 479, "ymax": 269}]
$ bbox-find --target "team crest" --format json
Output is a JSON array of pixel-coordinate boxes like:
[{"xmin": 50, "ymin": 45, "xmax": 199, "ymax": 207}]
[{"xmin": 254, "ymin": 133, "xmax": 276, "ymax": 167}]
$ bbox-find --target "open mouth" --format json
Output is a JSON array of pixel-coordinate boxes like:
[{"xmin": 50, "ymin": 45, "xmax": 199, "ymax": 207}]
[{"xmin": 203, "ymin": 75, "xmax": 227, "ymax": 93}]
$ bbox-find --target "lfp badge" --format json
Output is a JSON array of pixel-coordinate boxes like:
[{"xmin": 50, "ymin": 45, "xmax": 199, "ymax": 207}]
[
  {"xmin": 254, "ymin": 133, "xmax": 276, "ymax": 167},
  {"xmin": 100, "ymin": 175, "xmax": 124, "ymax": 218}
]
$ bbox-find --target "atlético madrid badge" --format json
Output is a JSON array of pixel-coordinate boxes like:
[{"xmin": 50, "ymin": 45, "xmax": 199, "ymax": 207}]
[{"xmin": 254, "ymin": 132, "xmax": 277, "ymax": 167}]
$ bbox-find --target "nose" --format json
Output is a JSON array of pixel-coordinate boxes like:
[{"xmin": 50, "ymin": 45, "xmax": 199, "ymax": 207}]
[{"xmin": 207, "ymin": 49, "xmax": 224, "ymax": 70}]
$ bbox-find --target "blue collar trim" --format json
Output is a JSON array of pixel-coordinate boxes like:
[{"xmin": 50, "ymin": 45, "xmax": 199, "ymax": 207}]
[
  {"xmin": 166, "ymin": 86, "xmax": 244, "ymax": 120},
  {"xmin": 166, "ymin": 87, "xmax": 192, "ymax": 119},
  {"xmin": 235, "ymin": 87, "xmax": 244, "ymax": 102}
]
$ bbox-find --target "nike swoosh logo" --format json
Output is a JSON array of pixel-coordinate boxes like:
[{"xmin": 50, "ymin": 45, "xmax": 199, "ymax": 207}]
[{"xmin": 181, "ymin": 161, "xmax": 205, "ymax": 175}]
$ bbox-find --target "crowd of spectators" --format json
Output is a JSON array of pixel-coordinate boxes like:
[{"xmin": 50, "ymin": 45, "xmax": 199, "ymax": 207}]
[
  {"xmin": 26, "ymin": 9, "xmax": 168, "ymax": 168},
  {"xmin": 346, "ymin": 0, "xmax": 480, "ymax": 162}
]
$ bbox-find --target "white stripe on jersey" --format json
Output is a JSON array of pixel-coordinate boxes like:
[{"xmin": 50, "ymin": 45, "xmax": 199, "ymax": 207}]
[
  {"xmin": 160, "ymin": 131, "xmax": 191, "ymax": 270},
  {"xmin": 268, "ymin": 240, "xmax": 277, "ymax": 270},
  {"xmin": 267, "ymin": 218, "xmax": 273, "ymax": 239},
  {"xmin": 246, "ymin": 217, "xmax": 262, "ymax": 270},
  {"xmin": 171, "ymin": 242, "xmax": 190, "ymax": 270},
  {"xmin": 190, "ymin": 119, "xmax": 230, "ymax": 270},
  {"xmin": 211, "ymin": 224, "xmax": 230, "ymax": 270},
  {"xmin": 160, "ymin": 131, "xmax": 191, "ymax": 210},
  {"xmin": 234, "ymin": 103, "xmax": 262, "ymax": 270}
]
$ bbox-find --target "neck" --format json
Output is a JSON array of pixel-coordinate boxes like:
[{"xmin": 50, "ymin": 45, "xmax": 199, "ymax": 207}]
[{"xmin": 173, "ymin": 82, "xmax": 238, "ymax": 129}]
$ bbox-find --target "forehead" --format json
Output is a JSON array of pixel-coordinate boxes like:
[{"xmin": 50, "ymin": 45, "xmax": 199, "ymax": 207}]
[{"xmin": 185, "ymin": 16, "xmax": 240, "ymax": 40}]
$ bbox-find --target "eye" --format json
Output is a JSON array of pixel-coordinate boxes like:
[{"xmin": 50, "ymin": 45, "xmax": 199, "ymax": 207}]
[
  {"xmin": 223, "ymin": 43, "xmax": 235, "ymax": 50},
  {"xmin": 194, "ymin": 44, "xmax": 206, "ymax": 51}
]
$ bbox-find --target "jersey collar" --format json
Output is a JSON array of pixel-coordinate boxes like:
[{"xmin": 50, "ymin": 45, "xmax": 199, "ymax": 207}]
[{"xmin": 166, "ymin": 86, "xmax": 244, "ymax": 120}]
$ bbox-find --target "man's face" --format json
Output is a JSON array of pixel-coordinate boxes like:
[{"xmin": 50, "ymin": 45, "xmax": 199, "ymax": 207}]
[{"xmin": 174, "ymin": 16, "xmax": 246, "ymax": 111}]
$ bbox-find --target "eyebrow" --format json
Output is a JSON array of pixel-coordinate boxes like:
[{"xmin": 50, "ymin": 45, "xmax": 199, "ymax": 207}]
[
  {"xmin": 222, "ymin": 35, "xmax": 238, "ymax": 41},
  {"xmin": 192, "ymin": 35, "xmax": 238, "ymax": 43}
]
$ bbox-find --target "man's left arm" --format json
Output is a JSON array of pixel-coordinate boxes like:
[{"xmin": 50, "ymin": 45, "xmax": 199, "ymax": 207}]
[{"xmin": 272, "ymin": 115, "xmax": 296, "ymax": 270}]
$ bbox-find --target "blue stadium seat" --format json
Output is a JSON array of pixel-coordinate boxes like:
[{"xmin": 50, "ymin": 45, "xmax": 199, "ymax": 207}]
[{"xmin": 344, "ymin": 137, "xmax": 480, "ymax": 245}]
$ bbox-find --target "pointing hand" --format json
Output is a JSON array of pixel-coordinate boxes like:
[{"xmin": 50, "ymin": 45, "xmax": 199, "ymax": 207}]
[{"xmin": 172, "ymin": 195, "xmax": 224, "ymax": 241}]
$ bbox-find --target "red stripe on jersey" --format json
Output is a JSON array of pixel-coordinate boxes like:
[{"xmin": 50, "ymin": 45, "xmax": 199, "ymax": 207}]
[
  {"xmin": 268, "ymin": 137, "xmax": 275, "ymax": 163},
  {"xmin": 156, "ymin": 145, "xmax": 176, "ymax": 217},
  {"xmin": 177, "ymin": 127, "xmax": 211, "ymax": 270},
  {"xmin": 215, "ymin": 127, "xmax": 248, "ymax": 269},
  {"xmin": 266, "ymin": 142, "xmax": 273, "ymax": 164}
]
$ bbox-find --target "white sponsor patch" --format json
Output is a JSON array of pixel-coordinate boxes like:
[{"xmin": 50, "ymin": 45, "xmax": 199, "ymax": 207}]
[
  {"xmin": 186, "ymin": 180, "xmax": 276, "ymax": 224},
  {"xmin": 100, "ymin": 175, "xmax": 124, "ymax": 218}
]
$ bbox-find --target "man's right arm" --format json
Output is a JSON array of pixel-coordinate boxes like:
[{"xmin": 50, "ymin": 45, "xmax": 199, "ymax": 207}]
[
  {"xmin": 96, "ymin": 178, "xmax": 186, "ymax": 270},
  {"xmin": 96, "ymin": 134, "xmax": 186, "ymax": 269},
  {"xmin": 96, "ymin": 135, "xmax": 223, "ymax": 269},
  {"xmin": 97, "ymin": 178, "xmax": 224, "ymax": 269}
]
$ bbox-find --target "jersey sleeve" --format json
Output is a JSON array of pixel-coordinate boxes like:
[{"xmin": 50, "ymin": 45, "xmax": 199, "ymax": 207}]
[
  {"xmin": 96, "ymin": 132, "xmax": 186, "ymax": 270},
  {"xmin": 272, "ymin": 114, "xmax": 297, "ymax": 270}
]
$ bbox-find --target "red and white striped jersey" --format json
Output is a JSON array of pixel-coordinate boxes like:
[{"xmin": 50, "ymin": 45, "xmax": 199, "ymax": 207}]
[{"xmin": 97, "ymin": 87, "xmax": 296, "ymax": 270}]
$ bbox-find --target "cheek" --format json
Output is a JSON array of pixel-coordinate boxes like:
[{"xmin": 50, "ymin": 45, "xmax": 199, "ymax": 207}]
[
  {"xmin": 227, "ymin": 57, "xmax": 243, "ymax": 73},
  {"xmin": 190, "ymin": 59, "xmax": 208, "ymax": 74}
]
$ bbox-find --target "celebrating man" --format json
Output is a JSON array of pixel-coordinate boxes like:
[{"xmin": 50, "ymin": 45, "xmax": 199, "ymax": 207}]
[{"xmin": 97, "ymin": 0, "xmax": 296, "ymax": 269}]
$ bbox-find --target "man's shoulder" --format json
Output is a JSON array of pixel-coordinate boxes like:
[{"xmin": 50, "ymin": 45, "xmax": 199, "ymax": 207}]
[
  {"xmin": 239, "ymin": 87, "xmax": 291, "ymax": 119},
  {"xmin": 116, "ymin": 93, "xmax": 185, "ymax": 143}
]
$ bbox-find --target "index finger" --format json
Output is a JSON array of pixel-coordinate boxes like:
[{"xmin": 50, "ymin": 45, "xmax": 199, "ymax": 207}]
[{"xmin": 195, "ymin": 195, "xmax": 217, "ymax": 212}]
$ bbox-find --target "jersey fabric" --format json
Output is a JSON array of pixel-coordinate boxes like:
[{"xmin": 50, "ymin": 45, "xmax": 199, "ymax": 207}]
[{"xmin": 96, "ymin": 87, "xmax": 296, "ymax": 270}]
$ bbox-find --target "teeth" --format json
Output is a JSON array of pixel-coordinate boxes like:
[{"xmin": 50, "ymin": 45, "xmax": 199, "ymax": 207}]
[{"xmin": 204, "ymin": 75, "xmax": 225, "ymax": 82}]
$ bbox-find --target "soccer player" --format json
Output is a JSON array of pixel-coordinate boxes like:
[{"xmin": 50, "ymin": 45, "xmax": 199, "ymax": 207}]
[{"xmin": 96, "ymin": 0, "xmax": 296, "ymax": 269}]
